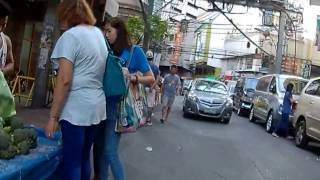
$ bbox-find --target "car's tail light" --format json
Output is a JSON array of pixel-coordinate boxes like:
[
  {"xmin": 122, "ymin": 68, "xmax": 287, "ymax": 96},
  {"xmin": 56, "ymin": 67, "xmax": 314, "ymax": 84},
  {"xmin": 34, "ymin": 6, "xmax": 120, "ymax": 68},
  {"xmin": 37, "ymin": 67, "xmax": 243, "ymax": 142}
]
[{"xmin": 292, "ymin": 101, "xmax": 298, "ymax": 113}]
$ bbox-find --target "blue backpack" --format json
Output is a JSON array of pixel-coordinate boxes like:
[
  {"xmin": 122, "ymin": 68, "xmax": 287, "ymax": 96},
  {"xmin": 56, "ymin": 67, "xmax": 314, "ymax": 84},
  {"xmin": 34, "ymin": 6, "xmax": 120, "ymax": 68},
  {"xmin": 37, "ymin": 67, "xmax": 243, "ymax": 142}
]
[{"xmin": 103, "ymin": 41, "xmax": 135, "ymax": 97}]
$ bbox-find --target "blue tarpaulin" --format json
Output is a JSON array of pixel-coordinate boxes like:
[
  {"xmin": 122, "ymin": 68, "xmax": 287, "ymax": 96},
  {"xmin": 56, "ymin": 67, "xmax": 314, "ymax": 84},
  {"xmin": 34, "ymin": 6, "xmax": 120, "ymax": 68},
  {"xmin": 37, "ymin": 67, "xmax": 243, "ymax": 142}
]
[{"xmin": 0, "ymin": 128, "xmax": 62, "ymax": 180}]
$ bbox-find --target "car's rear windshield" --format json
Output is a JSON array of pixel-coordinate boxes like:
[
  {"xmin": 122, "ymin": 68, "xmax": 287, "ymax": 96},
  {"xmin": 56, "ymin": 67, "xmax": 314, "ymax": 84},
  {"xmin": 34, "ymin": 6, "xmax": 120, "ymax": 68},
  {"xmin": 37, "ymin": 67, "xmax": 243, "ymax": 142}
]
[
  {"xmin": 194, "ymin": 80, "xmax": 227, "ymax": 95},
  {"xmin": 278, "ymin": 78, "xmax": 308, "ymax": 95}
]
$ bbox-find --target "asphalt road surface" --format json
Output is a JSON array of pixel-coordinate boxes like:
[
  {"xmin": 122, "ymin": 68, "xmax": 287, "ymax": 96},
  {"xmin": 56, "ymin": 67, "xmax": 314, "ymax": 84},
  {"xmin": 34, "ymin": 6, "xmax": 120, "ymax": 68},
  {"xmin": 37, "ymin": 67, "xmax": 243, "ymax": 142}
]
[{"xmin": 119, "ymin": 96, "xmax": 320, "ymax": 180}]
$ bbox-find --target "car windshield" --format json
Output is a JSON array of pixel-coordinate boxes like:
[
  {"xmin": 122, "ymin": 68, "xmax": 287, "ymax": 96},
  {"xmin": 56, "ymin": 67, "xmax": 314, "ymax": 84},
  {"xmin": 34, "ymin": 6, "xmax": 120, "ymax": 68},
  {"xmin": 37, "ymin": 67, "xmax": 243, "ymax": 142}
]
[
  {"xmin": 194, "ymin": 80, "xmax": 227, "ymax": 95},
  {"xmin": 278, "ymin": 78, "xmax": 308, "ymax": 95},
  {"xmin": 244, "ymin": 78, "xmax": 258, "ymax": 91},
  {"xmin": 226, "ymin": 81, "xmax": 237, "ymax": 93}
]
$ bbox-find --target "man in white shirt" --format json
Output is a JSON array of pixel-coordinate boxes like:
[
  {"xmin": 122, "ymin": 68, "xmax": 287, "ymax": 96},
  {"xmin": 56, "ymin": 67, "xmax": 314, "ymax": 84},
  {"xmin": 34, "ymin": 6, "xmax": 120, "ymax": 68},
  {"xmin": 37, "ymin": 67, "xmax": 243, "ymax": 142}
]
[{"xmin": 0, "ymin": 1, "xmax": 14, "ymax": 75}]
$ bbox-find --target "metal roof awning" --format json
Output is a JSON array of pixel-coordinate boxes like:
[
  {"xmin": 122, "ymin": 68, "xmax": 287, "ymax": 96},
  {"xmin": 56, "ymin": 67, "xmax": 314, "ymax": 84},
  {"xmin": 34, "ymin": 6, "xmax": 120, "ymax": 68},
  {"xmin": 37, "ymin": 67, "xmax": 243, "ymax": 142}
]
[{"xmin": 104, "ymin": 0, "xmax": 119, "ymax": 17}]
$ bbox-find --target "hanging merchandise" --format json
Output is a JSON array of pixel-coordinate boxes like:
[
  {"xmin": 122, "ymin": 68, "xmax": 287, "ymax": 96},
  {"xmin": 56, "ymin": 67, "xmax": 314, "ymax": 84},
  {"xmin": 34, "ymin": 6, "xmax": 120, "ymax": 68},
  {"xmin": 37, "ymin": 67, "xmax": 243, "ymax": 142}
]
[{"xmin": 0, "ymin": 71, "xmax": 16, "ymax": 120}]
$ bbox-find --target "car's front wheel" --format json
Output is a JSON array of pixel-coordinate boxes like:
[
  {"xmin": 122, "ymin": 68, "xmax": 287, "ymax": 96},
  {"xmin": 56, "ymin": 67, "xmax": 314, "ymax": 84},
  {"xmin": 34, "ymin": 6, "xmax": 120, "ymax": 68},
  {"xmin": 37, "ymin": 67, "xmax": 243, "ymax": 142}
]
[
  {"xmin": 182, "ymin": 106, "xmax": 189, "ymax": 118},
  {"xmin": 222, "ymin": 118, "xmax": 231, "ymax": 124},
  {"xmin": 295, "ymin": 120, "xmax": 309, "ymax": 148},
  {"xmin": 220, "ymin": 111, "xmax": 232, "ymax": 124}
]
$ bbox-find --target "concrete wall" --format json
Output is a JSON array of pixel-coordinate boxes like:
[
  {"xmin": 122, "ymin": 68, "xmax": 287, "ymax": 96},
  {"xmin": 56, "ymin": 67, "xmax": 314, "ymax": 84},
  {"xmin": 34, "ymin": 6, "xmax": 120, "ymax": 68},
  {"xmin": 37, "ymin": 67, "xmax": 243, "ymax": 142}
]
[
  {"xmin": 224, "ymin": 33, "xmax": 260, "ymax": 56},
  {"xmin": 310, "ymin": 40, "xmax": 320, "ymax": 66},
  {"xmin": 220, "ymin": 57, "xmax": 262, "ymax": 75},
  {"xmin": 116, "ymin": 0, "xmax": 142, "ymax": 18}
]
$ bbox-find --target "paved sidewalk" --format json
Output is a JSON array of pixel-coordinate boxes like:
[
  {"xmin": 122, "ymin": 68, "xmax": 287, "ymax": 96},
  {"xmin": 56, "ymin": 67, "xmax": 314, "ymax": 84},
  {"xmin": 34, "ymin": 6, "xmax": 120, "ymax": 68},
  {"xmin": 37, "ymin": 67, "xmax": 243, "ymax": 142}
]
[{"xmin": 15, "ymin": 102, "xmax": 50, "ymax": 128}]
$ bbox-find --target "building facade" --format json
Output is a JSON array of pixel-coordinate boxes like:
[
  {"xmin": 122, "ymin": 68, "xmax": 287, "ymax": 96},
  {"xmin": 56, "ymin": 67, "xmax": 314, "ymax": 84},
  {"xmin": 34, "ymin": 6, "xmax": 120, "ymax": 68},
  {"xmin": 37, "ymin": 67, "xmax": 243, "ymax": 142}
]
[
  {"xmin": 192, "ymin": 0, "xmax": 320, "ymax": 79},
  {"xmin": 116, "ymin": 0, "xmax": 149, "ymax": 19},
  {"xmin": 4, "ymin": 0, "xmax": 113, "ymax": 79},
  {"xmin": 3, "ymin": 0, "xmax": 112, "ymax": 106},
  {"xmin": 157, "ymin": 0, "xmax": 210, "ymax": 76}
]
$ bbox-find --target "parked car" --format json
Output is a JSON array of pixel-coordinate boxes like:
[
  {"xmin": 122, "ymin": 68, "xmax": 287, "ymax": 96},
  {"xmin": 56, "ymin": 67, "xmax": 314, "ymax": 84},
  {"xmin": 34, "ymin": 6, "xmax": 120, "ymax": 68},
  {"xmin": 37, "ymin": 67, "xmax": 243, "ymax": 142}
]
[
  {"xmin": 293, "ymin": 77, "xmax": 320, "ymax": 148},
  {"xmin": 224, "ymin": 80, "xmax": 237, "ymax": 99},
  {"xmin": 249, "ymin": 74, "xmax": 308, "ymax": 133},
  {"xmin": 182, "ymin": 78, "xmax": 233, "ymax": 124},
  {"xmin": 233, "ymin": 77, "xmax": 258, "ymax": 116},
  {"xmin": 181, "ymin": 79, "xmax": 193, "ymax": 95}
]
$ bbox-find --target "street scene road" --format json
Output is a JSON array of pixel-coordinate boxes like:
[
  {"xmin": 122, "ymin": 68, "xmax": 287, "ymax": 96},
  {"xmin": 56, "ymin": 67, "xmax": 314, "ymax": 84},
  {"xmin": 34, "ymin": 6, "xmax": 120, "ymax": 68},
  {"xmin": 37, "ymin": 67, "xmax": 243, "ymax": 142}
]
[
  {"xmin": 120, "ymin": 97, "xmax": 320, "ymax": 180},
  {"xmin": 2, "ymin": 0, "xmax": 320, "ymax": 179}
]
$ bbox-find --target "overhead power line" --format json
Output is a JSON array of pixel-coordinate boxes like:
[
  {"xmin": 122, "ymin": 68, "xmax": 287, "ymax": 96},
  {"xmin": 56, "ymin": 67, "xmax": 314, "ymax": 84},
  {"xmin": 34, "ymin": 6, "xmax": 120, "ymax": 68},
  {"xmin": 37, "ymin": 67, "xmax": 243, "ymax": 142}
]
[
  {"xmin": 154, "ymin": 0, "xmax": 175, "ymax": 14},
  {"xmin": 212, "ymin": 3, "xmax": 271, "ymax": 56}
]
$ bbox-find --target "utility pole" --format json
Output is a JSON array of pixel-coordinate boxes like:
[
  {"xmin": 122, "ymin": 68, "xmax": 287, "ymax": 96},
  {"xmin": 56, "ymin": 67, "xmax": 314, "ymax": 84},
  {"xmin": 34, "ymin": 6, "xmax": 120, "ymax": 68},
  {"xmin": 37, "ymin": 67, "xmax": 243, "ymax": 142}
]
[
  {"xmin": 31, "ymin": 0, "xmax": 58, "ymax": 108},
  {"xmin": 273, "ymin": 0, "xmax": 288, "ymax": 74},
  {"xmin": 273, "ymin": 10, "xmax": 286, "ymax": 74}
]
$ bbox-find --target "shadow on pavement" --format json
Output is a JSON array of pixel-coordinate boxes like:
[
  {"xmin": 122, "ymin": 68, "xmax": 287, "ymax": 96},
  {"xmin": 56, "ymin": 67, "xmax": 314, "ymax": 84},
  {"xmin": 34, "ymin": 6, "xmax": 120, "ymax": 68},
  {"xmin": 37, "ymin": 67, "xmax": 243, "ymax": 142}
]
[
  {"xmin": 182, "ymin": 112, "xmax": 231, "ymax": 125},
  {"xmin": 303, "ymin": 142, "xmax": 320, "ymax": 156}
]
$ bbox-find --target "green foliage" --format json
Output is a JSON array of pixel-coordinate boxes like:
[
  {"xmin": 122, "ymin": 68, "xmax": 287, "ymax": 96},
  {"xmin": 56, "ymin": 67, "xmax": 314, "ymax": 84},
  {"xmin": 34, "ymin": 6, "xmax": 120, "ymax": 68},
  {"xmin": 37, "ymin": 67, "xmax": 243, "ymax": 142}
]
[
  {"xmin": 126, "ymin": 15, "xmax": 168, "ymax": 44},
  {"xmin": 13, "ymin": 128, "xmax": 37, "ymax": 149},
  {"xmin": 16, "ymin": 141, "xmax": 30, "ymax": 155},
  {"xmin": 148, "ymin": 15, "xmax": 168, "ymax": 42},
  {"xmin": 1, "ymin": 117, "xmax": 24, "ymax": 135},
  {"xmin": 127, "ymin": 16, "xmax": 144, "ymax": 43},
  {"xmin": 0, "ymin": 145, "xmax": 16, "ymax": 159},
  {"xmin": 3, "ymin": 126, "xmax": 11, "ymax": 134},
  {"xmin": 10, "ymin": 118, "xmax": 24, "ymax": 131},
  {"xmin": 3, "ymin": 117, "xmax": 12, "ymax": 127},
  {"xmin": 0, "ymin": 117, "xmax": 3, "ymax": 128},
  {"xmin": 0, "ymin": 131, "xmax": 10, "ymax": 150},
  {"xmin": 0, "ymin": 116, "xmax": 38, "ymax": 159}
]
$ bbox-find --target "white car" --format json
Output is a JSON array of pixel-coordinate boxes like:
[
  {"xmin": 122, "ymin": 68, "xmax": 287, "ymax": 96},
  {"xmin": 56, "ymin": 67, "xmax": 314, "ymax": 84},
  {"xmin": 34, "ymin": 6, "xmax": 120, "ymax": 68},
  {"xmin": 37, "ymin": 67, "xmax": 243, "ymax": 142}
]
[{"xmin": 293, "ymin": 77, "xmax": 320, "ymax": 148}]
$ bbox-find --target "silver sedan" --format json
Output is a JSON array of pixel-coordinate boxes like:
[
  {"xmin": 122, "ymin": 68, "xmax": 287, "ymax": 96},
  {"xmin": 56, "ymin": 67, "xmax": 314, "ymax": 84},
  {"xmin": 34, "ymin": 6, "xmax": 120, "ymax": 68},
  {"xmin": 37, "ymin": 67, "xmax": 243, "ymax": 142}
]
[{"xmin": 183, "ymin": 79, "xmax": 233, "ymax": 124}]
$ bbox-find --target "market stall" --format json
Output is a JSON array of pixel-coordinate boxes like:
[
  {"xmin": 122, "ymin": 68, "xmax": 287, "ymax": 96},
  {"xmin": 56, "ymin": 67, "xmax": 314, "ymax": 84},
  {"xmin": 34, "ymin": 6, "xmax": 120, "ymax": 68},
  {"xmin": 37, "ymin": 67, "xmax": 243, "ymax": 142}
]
[
  {"xmin": 0, "ymin": 129, "xmax": 62, "ymax": 180},
  {"xmin": 0, "ymin": 71, "xmax": 62, "ymax": 179}
]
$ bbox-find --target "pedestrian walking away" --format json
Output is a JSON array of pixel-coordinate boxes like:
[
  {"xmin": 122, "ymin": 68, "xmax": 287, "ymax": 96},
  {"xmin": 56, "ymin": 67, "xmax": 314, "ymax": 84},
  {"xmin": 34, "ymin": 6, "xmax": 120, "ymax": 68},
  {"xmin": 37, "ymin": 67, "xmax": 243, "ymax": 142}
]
[
  {"xmin": 93, "ymin": 17, "xmax": 154, "ymax": 180},
  {"xmin": 161, "ymin": 65, "xmax": 181, "ymax": 123},
  {"xmin": 44, "ymin": 0, "xmax": 108, "ymax": 179},
  {"xmin": 145, "ymin": 50, "xmax": 161, "ymax": 126},
  {"xmin": 272, "ymin": 83, "xmax": 294, "ymax": 138}
]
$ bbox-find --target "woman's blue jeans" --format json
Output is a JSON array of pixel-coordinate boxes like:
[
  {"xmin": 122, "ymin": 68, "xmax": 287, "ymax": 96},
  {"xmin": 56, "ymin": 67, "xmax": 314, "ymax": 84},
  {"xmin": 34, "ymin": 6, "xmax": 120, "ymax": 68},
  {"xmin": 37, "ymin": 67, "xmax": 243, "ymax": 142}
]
[
  {"xmin": 94, "ymin": 100, "xmax": 124, "ymax": 180},
  {"xmin": 60, "ymin": 120, "xmax": 96, "ymax": 180}
]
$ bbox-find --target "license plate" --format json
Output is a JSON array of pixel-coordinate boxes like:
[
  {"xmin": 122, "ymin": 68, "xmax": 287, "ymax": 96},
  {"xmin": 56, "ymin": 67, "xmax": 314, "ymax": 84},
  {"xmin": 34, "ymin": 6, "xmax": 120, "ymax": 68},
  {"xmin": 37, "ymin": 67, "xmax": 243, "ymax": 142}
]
[{"xmin": 204, "ymin": 108, "xmax": 216, "ymax": 114}]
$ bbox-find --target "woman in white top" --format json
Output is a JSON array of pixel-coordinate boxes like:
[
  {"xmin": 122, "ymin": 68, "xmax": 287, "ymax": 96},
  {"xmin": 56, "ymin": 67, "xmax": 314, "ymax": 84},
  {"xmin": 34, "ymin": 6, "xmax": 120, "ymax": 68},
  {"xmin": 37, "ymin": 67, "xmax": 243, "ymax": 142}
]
[{"xmin": 45, "ymin": 0, "xmax": 107, "ymax": 179}]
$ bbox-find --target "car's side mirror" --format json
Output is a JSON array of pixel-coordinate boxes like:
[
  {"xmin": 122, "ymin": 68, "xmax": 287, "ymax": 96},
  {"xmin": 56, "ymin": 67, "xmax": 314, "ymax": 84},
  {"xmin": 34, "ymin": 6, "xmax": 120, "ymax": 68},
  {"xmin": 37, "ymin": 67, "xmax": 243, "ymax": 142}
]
[
  {"xmin": 270, "ymin": 85, "xmax": 276, "ymax": 94},
  {"xmin": 184, "ymin": 86, "xmax": 191, "ymax": 92}
]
